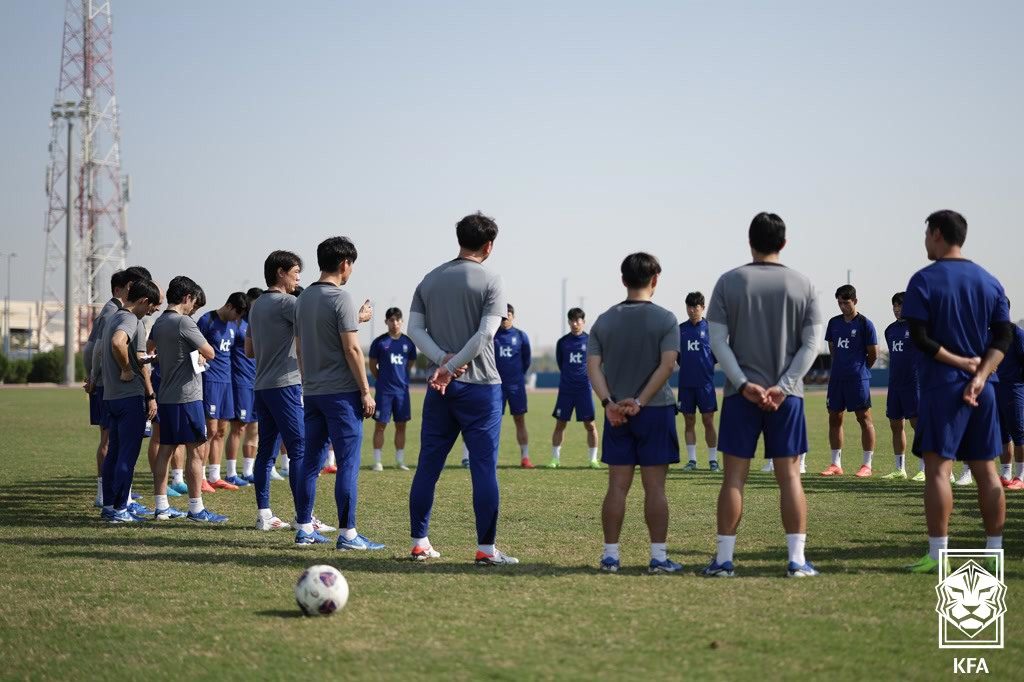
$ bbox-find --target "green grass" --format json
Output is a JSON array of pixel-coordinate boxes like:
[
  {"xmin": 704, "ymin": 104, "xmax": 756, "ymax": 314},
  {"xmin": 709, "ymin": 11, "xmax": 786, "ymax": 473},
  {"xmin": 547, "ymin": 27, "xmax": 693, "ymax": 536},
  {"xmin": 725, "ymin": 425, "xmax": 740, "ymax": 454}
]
[{"xmin": 0, "ymin": 387, "xmax": 1021, "ymax": 680}]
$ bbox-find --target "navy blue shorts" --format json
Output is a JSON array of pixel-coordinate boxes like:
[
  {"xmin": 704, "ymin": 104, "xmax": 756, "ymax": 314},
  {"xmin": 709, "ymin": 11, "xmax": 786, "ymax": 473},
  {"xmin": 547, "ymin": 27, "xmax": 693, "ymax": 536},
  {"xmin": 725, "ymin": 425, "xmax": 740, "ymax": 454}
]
[
  {"xmin": 374, "ymin": 391, "xmax": 412, "ymax": 424},
  {"xmin": 501, "ymin": 382, "xmax": 528, "ymax": 416},
  {"xmin": 827, "ymin": 377, "xmax": 871, "ymax": 412},
  {"xmin": 997, "ymin": 384, "xmax": 1024, "ymax": 447},
  {"xmin": 89, "ymin": 385, "xmax": 109, "ymax": 428},
  {"xmin": 232, "ymin": 384, "xmax": 257, "ymax": 423},
  {"xmin": 553, "ymin": 388, "xmax": 595, "ymax": 422},
  {"xmin": 913, "ymin": 381, "xmax": 1001, "ymax": 461},
  {"xmin": 202, "ymin": 379, "xmax": 235, "ymax": 421},
  {"xmin": 718, "ymin": 393, "xmax": 808, "ymax": 459},
  {"xmin": 601, "ymin": 405, "xmax": 679, "ymax": 467},
  {"xmin": 886, "ymin": 385, "xmax": 919, "ymax": 420},
  {"xmin": 157, "ymin": 401, "xmax": 208, "ymax": 445},
  {"xmin": 678, "ymin": 384, "xmax": 717, "ymax": 414}
]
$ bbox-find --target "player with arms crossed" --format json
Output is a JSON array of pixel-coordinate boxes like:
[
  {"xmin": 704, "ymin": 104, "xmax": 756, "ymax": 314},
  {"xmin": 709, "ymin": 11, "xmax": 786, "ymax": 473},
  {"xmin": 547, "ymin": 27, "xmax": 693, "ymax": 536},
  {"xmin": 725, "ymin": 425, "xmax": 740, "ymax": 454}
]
[
  {"xmin": 701, "ymin": 212, "xmax": 824, "ymax": 578},
  {"xmin": 494, "ymin": 303, "xmax": 534, "ymax": 468},
  {"xmin": 590, "ymin": 253, "xmax": 682, "ymax": 573},
  {"xmin": 294, "ymin": 237, "xmax": 382, "ymax": 549},
  {"xmin": 882, "ymin": 292, "xmax": 920, "ymax": 480},
  {"xmin": 821, "ymin": 285, "xmax": 878, "ymax": 477},
  {"xmin": 903, "ymin": 210, "xmax": 1010, "ymax": 573},
  {"xmin": 369, "ymin": 307, "xmax": 417, "ymax": 471},
  {"xmin": 150, "ymin": 276, "xmax": 226, "ymax": 523},
  {"xmin": 549, "ymin": 308, "xmax": 600, "ymax": 469},
  {"xmin": 407, "ymin": 211, "xmax": 517, "ymax": 565},
  {"xmin": 677, "ymin": 291, "xmax": 720, "ymax": 472}
]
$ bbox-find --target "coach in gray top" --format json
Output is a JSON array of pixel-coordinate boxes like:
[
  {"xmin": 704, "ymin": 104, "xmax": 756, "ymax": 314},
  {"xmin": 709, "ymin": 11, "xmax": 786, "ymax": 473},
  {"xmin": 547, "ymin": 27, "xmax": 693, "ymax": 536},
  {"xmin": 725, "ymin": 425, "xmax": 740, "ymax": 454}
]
[
  {"xmin": 406, "ymin": 212, "xmax": 518, "ymax": 565},
  {"xmin": 700, "ymin": 212, "xmax": 824, "ymax": 579},
  {"xmin": 588, "ymin": 252, "xmax": 683, "ymax": 573}
]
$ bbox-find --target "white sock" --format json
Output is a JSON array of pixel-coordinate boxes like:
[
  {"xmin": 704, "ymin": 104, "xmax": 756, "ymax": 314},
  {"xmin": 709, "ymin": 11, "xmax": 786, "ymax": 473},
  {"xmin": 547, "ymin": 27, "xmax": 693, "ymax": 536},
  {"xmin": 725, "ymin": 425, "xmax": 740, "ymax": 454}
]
[
  {"xmin": 341, "ymin": 528, "xmax": 358, "ymax": 541},
  {"xmin": 552, "ymin": 446, "xmax": 561, "ymax": 461},
  {"xmin": 280, "ymin": 454, "xmax": 289, "ymax": 472},
  {"xmin": 96, "ymin": 477, "xmax": 103, "ymax": 500},
  {"xmin": 799, "ymin": 453, "xmax": 806, "ymax": 466},
  {"xmin": 373, "ymin": 448, "xmax": 382, "ymax": 464},
  {"xmin": 478, "ymin": 544, "xmax": 495, "ymax": 555},
  {"xmin": 188, "ymin": 497, "xmax": 204, "ymax": 514},
  {"xmin": 171, "ymin": 469, "xmax": 184, "ymax": 484},
  {"xmin": 716, "ymin": 535, "xmax": 736, "ymax": 564},
  {"xmin": 520, "ymin": 445, "xmax": 529, "ymax": 459},
  {"xmin": 686, "ymin": 444, "xmax": 697, "ymax": 462},
  {"xmin": 960, "ymin": 465, "xmax": 972, "ymax": 479},
  {"xmin": 919, "ymin": 458, "xmax": 925, "ymax": 473},
  {"xmin": 243, "ymin": 457, "xmax": 255, "ymax": 476},
  {"xmin": 463, "ymin": 444, "xmax": 470, "ymax": 458},
  {"xmin": 413, "ymin": 536, "xmax": 431, "ymax": 549},
  {"xmin": 1001, "ymin": 463, "xmax": 1012, "ymax": 478},
  {"xmin": 986, "ymin": 535, "xmax": 1003, "ymax": 549},
  {"xmin": 831, "ymin": 449, "xmax": 842, "ymax": 466},
  {"xmin": 603, "ymin": 543, "xmax": 620, "ymax": 560},
  {"xmin": 708, "ymin": 447, "xmax": 718, "ymax": 463},
  {"xmin": 327, "ymin": 450, "xmax": 336, "ymax": 467},
  {"xmin": 298, "ymin": 522, "xmax": 313, "ymax": 534},
  {"xmin": 786, "ymin": 533, "xmax": 806, "ymax": 566},
  {"xmin": 764, "ymin": 459, "xmax": 775, "ymax": 471},
  {"xmin": 928, "ymin": 536, "xmax": 948, "ymax": 561},
  {"xmin": 396, "ymin": 449, "xmax": 405, "ymax": 465},
  {"xmin": 154, "ymin": 494, "xmax": 169, "ymax": 511},
  {"xmin": 1014, "ymin": 462, "xmax": 1024, "ymax": 479},
  {"xmin": 258, "ymin": 508, "xmax": 272, "ymax": 520},
  {"xmin": 588, "ymin": 447, "xmax": 598, "ymax": 462},
  {"xmin": 862, "ymin": 451, "xmax": 873, "ymax": 468},
  {"xmin": 226, "ymin": 459, "xmax": 237, "ymax": 478},
  {"xmin": 650, "ymin": 542, "xmax": 667, "ymax": 562},
  {"xmin": 206, "ymin": 464, "xmax": 220, "ymax": 482},
  {"xmin": 895, "ymin": 454, "xmax": 905, "ymax": 470}
]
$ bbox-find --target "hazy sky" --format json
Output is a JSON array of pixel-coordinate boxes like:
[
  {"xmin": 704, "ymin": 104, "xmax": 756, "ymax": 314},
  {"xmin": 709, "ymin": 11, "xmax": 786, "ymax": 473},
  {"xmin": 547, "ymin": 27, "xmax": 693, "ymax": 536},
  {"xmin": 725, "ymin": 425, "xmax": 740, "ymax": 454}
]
[{"xmin": 2, "ymin": 1, "xmax": 1022, "ymax": 350}]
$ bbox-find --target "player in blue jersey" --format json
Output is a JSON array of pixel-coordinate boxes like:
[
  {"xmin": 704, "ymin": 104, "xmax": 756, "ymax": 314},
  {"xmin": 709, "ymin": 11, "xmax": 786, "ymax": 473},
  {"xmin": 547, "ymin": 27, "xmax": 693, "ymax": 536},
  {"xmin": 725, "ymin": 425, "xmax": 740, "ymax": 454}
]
[
  {"xmin": 995, "ymin": 312, "xmax": 1024, "ymax": 490},
  {"xmin": 903, "ymin": 210, "xmax": 1010, "ymax": 574},
  {"xmin": 494, "ymin": 304, "xmax": 534, "ymax": 468},
  {"xmin": 677, "ymin": 292, "xmax": 719, "ymax": 472},
  {"xmin": 226, "ymin": 288, "xmax": 263, "ymax": 486},
  {"xmin": 548, "ymin": 308, "xmax": 599, "ymax": 469},
  {"xmin": 881, "ymin": 292, "xmax": 920, "ymax": 481},
  {"xmin": 369, "ymin": 307, "xmax": 417, "ymax": 471},
  {"xmin": 821, "ymin": 285, "xmax": 878, "ymax": 477},
  {"xmin": 196, "ymin": 292, "xmax": 248, "ymax": 491}
]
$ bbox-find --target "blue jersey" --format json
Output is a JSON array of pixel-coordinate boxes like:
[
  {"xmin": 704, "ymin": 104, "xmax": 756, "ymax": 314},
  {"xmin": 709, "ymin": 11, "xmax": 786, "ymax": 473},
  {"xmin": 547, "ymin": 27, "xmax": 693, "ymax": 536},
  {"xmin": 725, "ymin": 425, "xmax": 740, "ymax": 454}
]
[
  {"xmin": 677, "ymin": 319, "xmax": 716, "ymax": 388},
  {"xmin": 369, "ymin": 333, "xmax": 417, "ymax": 394},
  {"xmin": 231, "ymin": 318, "xmax": 256, "ymax": 389},
  {"xmin": 885, "ymin": 320, "xmax": 919, "ymax": 389},
  {"xmin": 902, "ymin": 259, "xmax": 1010, "ymax": 390},
  {"xmin": 196, "ymin": 311, "xmax": 237, "ymax": 383},
  {"xmin": 996, "ymin": 324, "xmax": 1024, "ymax": 387},
  {"xmin": 825, "ymin": 313, "xmax": 877, "ymax": 381},
  {"xmin": 494, "ymin": 326, "xmax": 531, "ymax": 385},
  {"xmin": 556, "ymin": 332, "xmax": 590, "ymax": 391}
]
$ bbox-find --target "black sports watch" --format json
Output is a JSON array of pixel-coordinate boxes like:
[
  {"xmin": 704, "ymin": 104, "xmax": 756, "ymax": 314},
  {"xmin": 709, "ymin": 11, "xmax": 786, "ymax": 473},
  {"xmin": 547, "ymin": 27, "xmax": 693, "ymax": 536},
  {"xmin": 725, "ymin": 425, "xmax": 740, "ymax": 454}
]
[{"xmin": 145, "ymin": 393, "xmax": 156, "ymax": 401}]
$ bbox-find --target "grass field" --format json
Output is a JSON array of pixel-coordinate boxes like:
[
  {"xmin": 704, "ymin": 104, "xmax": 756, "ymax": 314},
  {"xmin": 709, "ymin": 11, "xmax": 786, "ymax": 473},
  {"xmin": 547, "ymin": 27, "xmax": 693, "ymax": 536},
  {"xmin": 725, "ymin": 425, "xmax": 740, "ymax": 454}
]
[{"xmin": 0, "ymin": 387, "xmax": 1021, "ymax": 680}]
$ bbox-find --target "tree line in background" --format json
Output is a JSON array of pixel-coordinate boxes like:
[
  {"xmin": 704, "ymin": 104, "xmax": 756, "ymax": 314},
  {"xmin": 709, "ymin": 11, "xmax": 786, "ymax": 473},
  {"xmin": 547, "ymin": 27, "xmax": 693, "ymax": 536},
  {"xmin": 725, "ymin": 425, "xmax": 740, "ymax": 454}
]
[{"xmin": 0, "ymin": 348, "xmax": 85, "ymax": 384}]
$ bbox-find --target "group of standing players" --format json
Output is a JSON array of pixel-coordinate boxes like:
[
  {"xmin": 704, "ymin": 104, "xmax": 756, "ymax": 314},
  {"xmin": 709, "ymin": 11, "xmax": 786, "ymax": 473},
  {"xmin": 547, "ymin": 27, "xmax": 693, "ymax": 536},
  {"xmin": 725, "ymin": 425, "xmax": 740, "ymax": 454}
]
[{"xmin": 82, "ymin": 209, "xmax": 1019, "ymax": 574}]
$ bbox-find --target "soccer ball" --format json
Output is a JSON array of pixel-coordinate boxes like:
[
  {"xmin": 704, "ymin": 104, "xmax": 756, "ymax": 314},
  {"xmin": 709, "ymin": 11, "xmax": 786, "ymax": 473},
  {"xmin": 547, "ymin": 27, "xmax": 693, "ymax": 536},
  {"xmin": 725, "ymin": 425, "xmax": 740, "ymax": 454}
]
[{"xmin": 295, "ymin": 565, "xmax": 349, "ymax": 616}]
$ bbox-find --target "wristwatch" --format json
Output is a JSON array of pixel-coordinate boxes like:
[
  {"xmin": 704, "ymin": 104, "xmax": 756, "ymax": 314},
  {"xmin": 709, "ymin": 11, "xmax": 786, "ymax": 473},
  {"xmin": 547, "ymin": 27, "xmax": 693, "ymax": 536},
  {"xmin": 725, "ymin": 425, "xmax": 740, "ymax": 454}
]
[
  {"xmin": 145, "ymin": 393, "xmax": 156, "ymax": 401},
  {"xmin": 601, "ymin": 397, "xmax": 611, "ymax": 408}
]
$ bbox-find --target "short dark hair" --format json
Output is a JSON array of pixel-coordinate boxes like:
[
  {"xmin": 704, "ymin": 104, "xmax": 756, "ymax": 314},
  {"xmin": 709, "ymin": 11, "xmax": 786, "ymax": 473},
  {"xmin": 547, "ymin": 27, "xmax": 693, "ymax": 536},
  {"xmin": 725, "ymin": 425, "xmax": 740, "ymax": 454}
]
[
  {"xmin": 244, "ymin": 288, "xmax": 263, "ymax": 319},
  {"xmin": 507, "ymin": 303, "xmax": 515, "ymax": 316},
  {"xmin": 835, "ymin": 285, "xmax": 857, "ymax": 301},
  {"xmin": 194, "ymin": 286, "xmax": 206, "ymax": 309},
  {"xmin": 567, "ymin": 307, "xmax": 585, "ymax": 322},
  {"xmin": 126, "ymin": 279, "xmax": 160, "ymax": 305},
  {"xmin": 456, "ymin": 212, "xmax": 499, "ymax": 251},
  {"xmin": 385, "ymin": 307, "xmax": 403, "ymax": 321},
  {"xmin": 926, "ymin": 210, "xmax": 968, "ymax": 247},
  {"xmin": 685, "ymin": 291, "xmax": 705, "ymax": 307},
  {"xmin": 317, "ymin": 237, "xmax": 357, "ymax": 272},
  {"xmin": 110, "ymin": 265, "xmax": 150, "ymax": 294},
  {"xmin": 125, "ymin": 265, "xmax": 152, "ymax": 282},
  {"xmin": 166, "ymin": 275, "xmax": 201, "ymax": 305},
  {"xmin": 263, "ymin": 250, "xmax": 303, "ymax": 288},
  {"xmin": 891, "ymin": 291, "xmax": 905, "ymax": 306},
  {"xmin": 620, "ymin": 252, "xmax": 662, "ymax": 289},
  {"xmin": 748, "ymin": 213, "xmax": 786, "ymax": 255},
  {"xmin": 225, "ymin": 291, "xmax": 248, "ymax": 315}
]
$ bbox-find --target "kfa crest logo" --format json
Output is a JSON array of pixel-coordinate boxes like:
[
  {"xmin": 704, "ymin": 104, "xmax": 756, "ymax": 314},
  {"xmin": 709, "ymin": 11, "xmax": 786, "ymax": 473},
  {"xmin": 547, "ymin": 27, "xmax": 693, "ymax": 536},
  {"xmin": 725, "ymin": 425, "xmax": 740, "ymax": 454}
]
[
  {"xmin": 850, "ymin": 328, "xmax": 858, "ymax": 337},
  {"xmin": 936, "ymin": 549, "xmax": 1006, "ymax": 649}
]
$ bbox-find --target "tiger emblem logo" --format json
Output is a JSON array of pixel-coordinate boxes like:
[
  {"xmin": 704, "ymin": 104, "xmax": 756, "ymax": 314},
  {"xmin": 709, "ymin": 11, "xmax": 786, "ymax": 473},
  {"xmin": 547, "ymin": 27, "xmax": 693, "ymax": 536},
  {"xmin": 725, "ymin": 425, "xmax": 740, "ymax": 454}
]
[{"xmin": 935, "ymin": 560, "xmax": 1006, "ymax": 638}]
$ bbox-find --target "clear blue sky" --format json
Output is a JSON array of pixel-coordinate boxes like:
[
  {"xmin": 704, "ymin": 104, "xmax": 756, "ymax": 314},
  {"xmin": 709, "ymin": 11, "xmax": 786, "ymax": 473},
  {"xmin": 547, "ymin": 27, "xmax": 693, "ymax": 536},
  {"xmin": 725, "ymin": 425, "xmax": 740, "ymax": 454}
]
[{"xmin": 3, "ymin": 1, "xmax": 1022, "ymax": 350}]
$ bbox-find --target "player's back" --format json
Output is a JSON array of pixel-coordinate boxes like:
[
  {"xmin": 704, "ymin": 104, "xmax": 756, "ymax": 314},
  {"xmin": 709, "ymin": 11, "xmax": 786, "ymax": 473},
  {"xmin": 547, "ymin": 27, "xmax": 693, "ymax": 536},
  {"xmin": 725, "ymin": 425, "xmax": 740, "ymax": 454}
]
[
  {"xmin": 708, "ymin": 263, "xmax": 821, "ymax": 396},
  {"xmin": 151, "ymin": 311, "xmax": 204, "ymax": 404},
  {"xmin": 412, "ymin": 259, "xmax": 504, "ymax": 385},
  {"xmin": 589, "ymin": 302, "xmax": 678, "ymax": 406},
  {"xmin": 294, "ymin": 282, "xmax": 359, "ymax": 395},
  {"xmin": 247, "ymin": 291, "xmax": 300, "ymax": 390}
]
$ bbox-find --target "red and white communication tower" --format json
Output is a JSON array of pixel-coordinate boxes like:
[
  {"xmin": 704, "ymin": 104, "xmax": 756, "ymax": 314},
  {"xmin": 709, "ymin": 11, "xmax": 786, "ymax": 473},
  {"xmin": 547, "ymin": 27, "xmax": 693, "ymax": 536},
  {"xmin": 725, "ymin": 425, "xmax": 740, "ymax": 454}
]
[{"xmin": 40, "ymin": 0, "xmax": 130, "ymax": 371}]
